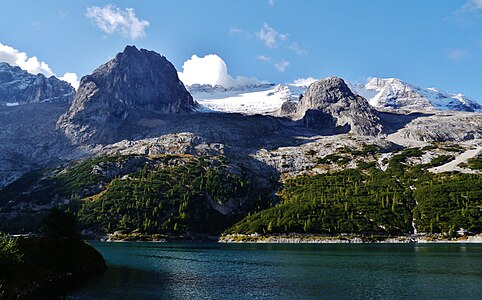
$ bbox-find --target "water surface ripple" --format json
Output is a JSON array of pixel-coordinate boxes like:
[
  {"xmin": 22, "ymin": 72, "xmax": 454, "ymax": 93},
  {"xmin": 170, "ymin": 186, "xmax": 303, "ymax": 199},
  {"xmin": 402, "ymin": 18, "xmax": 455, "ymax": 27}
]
[{"xmin": 67, "ymin": 242, "xmax": 482, "ymax": 300}]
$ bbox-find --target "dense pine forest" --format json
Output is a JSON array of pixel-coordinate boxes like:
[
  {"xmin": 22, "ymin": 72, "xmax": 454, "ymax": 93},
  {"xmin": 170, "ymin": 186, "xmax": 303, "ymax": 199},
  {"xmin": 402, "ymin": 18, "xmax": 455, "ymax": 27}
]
[
  {"xmin": 227, "ymin": 147, "xmax": 482, "ymax": 236},
  {"xmin": 76, "ymin": 155, "xmax": 270, "ymax": 235},
  {"xmin": 0, "ymin": 146, "xmax": 481, "ymax": 238},
  {"xmin": 0, "ymin": 154, "xmax": 274, "ymax": 235}
]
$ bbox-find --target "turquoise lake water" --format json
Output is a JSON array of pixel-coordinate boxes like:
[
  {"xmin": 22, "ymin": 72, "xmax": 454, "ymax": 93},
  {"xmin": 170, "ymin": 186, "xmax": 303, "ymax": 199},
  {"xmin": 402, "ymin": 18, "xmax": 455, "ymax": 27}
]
[{"xmin": 67, "ymin": 242, "xmax": 482, "ymax": 299}]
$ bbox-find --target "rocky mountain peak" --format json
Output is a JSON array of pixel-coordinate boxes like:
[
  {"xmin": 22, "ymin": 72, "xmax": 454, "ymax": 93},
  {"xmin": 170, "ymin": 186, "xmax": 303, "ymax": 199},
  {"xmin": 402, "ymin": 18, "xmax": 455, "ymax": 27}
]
[
  {"xmin": 77, "ymin": 45, "xmax": 195, "ymax": 112},
  {"xmin": 0, "ymin": 62, "xmax": 74, "ymax": 106},
  {"xmin": 57, "ymin": 45, "xmax": 196, "ymax": 144},
  {"xmin": 351, "ymin": 77, "xmax": 482, "ymax": 112},
  {"xmin": 302, "ymin": 76, "xmax": 354, "ymax": 105},
  {"xmin": 280, "ymin": 77, "xmax": 383, "ymax": 136}
]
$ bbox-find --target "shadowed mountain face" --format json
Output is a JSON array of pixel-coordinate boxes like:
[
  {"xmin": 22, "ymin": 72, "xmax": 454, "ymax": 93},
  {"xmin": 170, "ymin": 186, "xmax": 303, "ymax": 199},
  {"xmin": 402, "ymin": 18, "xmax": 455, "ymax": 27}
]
[
  {"xmin": 281, "ymin": 77, "xmax": 383, "ymax": 136},
  {"xmin": 57, "ymin": 45, "xmax": 195, "ymax": 144},
  {"xmin": 0, "ymin": 62, "xmax": 74, "ymax": 106},
  {"xmin": 0, "ymin": 102, "xmax": 79, "ymax": 187}
]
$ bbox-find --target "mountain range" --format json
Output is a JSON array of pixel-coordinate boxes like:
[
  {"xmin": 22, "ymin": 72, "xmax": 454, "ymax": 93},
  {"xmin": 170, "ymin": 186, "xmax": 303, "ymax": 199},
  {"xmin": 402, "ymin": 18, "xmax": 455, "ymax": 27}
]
[
  {"xmin": 189, "ymin": 77, "xmax": 481, "ymax": 115},
  {"xmin": 350, "ymin": 78, "xmax": 482, "ymax": 112},
  {"xmin": 0, "ymin": 45, "xmax": 480, "ymax": 239},
  {"xmin": 3, "ymin": 54, "xmax": 480, "ymax": 115},
  {"xmin": 0, "ymin": 62, "xmax": 74, "ymax": 106}
]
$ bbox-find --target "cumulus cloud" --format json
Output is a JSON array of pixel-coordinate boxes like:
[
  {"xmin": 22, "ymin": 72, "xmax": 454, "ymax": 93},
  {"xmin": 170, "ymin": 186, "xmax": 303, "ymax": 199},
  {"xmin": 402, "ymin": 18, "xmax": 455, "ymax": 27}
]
[
  {"xmin": 256, "ymin": 23, "xmax": 287, "ymax": 48},
  {"xmin": 293, "ymin": 77, "xmax": 318, "ymax": 86},
  {"xmin": 0, "ymin": 42, "xmax": 79, "ymax": 89},
  {"xmin": 59, "ymin": 72, "xmax": 80, "ymax": 89},
  {"xmin": 86, "ymin": 4, "xmax": 149, "ymax": 40},
  {"xmin": 447, "ymin": 49, "xmax": 469, "ymax": 60},
  {"xmin": 274, "ymin": 59, "xmax": 290, "ymax": 72},
  {"xmin": 0, "ymin": 42, "xmax": 54, "ymax": 76},
  {"xmin": 178, "ymin": 54, "xmax": 260, "ymax": 88}
]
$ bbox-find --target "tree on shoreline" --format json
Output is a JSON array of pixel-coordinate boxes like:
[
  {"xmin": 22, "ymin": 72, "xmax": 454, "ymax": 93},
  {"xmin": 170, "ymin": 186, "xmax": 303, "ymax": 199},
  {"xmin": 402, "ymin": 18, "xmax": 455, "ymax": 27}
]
[{"xmin": 41, "ymin": 209, "xmax": 78, "ymax": 238}]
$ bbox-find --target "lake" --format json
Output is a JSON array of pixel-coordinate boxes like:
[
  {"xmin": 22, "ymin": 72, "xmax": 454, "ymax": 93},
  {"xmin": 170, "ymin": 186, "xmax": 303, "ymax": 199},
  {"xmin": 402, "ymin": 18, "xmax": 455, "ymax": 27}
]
[{"xmin": 67, "ymin": 242, "xmax": 482, "ymax": 299}]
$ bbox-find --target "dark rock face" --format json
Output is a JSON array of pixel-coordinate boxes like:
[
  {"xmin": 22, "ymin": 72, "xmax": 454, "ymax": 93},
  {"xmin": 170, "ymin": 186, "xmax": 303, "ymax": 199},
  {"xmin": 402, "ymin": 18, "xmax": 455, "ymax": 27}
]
[
  {"xmin": 281, "ymin": 77, "xmax": 383, "ymax": 136},
  {"xmin": 57, "ymin": 45, "xmax": 195, "ymax": 144},
  {"xmin": 0, "ymin": 102, "xmax": 80, "ymax": 188},
  {"xmin": 0, "ymin": 62, "xmax": 74, "ymax": 105}
]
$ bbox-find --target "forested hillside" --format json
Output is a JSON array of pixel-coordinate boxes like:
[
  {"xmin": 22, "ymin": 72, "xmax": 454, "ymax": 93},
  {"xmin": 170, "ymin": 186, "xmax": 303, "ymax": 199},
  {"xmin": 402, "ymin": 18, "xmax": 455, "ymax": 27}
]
[
  {"xmin": 0, "ymin": 146, "xmax": 481, "ymax": 238},
  {"xmin": 227, "ymin": 148, "xmax": 482, "ymax": 236}
]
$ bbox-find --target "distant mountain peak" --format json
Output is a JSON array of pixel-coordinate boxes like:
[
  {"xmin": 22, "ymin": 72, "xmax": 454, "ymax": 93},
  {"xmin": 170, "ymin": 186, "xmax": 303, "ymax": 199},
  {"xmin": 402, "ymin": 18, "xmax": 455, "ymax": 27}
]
[
  {"xmin": 0, "ymin": 62, "xmax": 74, "ymax": 106},
  {"xmin": 280, "ymin": 77, "xmax": 383, "ymax": 136},
  {"xmin": 351, "ymin": 77, "xmax": 482, "ymax": 112}
]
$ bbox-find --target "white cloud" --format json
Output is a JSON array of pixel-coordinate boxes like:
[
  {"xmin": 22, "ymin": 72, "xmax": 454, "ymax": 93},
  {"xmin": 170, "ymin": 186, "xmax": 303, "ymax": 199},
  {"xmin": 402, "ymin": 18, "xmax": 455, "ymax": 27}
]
[
  {"xmin": 464, "ymin": 0, "xmax": 482, "ymax": 9},
  {"xmin": 178, "ymin": 54, "xmax": 260, "ymax": 88},
  {"xmin": 293, "ymin": 77, "xmax": 318, "ymax": 86},
  {"xmin": 228, "ymin": 27, "xmax": 252, "ymax": 38},
  {"xmin": 86, "ymin": 4, "xmax": 149, "ymax": 40},
  {"xmin": 0, "ymin": 42, "xmax": 54, "ymax": 76},
  {"xmin": 288, "ymin": 43, "xmax": 308, "ymax": 56},
  {"xmin": 274, "ymin": 59, "xmax": 290, "ymax": 72},
  {"xmin": 447, "ymin": 49, "xmax": 469, "ymax": 60},
  {"xmin": 0, "ymin": 42, "xmax": 79, "ymax": 89},
  {"xmin": 256, "ymin": 55, "xmax": 271, "ymax": 62},
  {"xmin": 256, "ymin": 23, "xmax": 287, "ymax": 48},
  {"xmin": 268, "ymin": 0, "xmax": 275, "ymax": 6},
  {"xmin": 60, "ymin": 72, "xmax": 79, "ymax": 89},
  {"xmin": 455, "ymin": 0, "xmax": 482, "ymax": 16}
]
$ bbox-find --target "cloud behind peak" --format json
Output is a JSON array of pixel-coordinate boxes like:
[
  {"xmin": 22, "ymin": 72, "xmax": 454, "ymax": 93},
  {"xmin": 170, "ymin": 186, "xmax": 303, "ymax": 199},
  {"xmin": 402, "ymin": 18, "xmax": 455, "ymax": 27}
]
[{"xmin": 178, "ymin": 54, "xmax": 260, "ymax": 88}]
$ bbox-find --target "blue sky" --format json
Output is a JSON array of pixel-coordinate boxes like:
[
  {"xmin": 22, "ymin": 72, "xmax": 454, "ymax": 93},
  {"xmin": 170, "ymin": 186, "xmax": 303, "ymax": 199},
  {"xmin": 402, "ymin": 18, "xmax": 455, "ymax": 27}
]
[{"xmin": 0, "ymin": 0, "xmax": 481, "ymax": 100}]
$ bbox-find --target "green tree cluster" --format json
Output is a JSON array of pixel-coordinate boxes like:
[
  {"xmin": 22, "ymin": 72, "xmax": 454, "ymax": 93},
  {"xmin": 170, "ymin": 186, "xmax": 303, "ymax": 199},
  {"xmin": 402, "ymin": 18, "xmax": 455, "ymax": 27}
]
[
  {"xmin": 228, "ymin": 148, "xmax": 482, "ymax": 236},
  {"xmin": 76, "ymin": 156, "xmax": 265, "ymax": 235}
]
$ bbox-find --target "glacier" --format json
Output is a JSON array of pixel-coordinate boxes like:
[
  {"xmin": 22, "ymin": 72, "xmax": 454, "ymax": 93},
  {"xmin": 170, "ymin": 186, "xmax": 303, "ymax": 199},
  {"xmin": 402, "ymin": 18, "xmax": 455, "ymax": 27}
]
[{"xmin": 188, "ymin": 78, "xmax": 481, "ymax": 115}]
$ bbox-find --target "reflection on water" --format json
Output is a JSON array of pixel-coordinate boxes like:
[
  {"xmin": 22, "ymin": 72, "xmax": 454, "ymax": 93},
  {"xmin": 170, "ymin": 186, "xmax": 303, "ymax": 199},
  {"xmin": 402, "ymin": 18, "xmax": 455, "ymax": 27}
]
[{"xmin": 67, "ymin": 243, "xmax": 482, "ymax": 300}]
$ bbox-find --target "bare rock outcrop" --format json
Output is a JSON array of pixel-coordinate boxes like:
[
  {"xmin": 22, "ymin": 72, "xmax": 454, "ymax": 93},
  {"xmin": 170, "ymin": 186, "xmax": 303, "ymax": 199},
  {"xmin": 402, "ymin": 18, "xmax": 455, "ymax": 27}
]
[
  {"xmin": 280, "ymin": 77, "xmax": 383, "ymax": 136},
  {"xmin": 57, "ymin": 45, "xmax": 196, "ymax": 144}
]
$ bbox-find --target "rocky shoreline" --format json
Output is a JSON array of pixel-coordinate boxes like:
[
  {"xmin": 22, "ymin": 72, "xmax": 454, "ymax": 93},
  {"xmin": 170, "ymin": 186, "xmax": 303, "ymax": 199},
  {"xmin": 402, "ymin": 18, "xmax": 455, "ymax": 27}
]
[
  {"xmin": 88, "ymin": 232, "xmax": 482, "ymax": 244},
  {"xmin": 92, "ymin": 231, "xmax": 220, "ymax": 243},
  {"xmin": 219, "ymin": 233, "xmax": 482, "ymax": 244}
]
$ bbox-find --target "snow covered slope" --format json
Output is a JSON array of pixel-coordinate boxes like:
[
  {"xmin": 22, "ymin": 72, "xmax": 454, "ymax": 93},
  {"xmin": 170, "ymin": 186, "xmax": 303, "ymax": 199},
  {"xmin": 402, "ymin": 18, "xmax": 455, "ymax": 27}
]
[
  {"xmin": 188, "ymin": 77, "xmax": 481, "ymax": 115},
  {"xmin": 350, "ymin": 78, "xmax": 481, "ymax": 112},
  {"xmin": 189, "ymin": 84, "xmax": 305, "ymax": 114}
]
